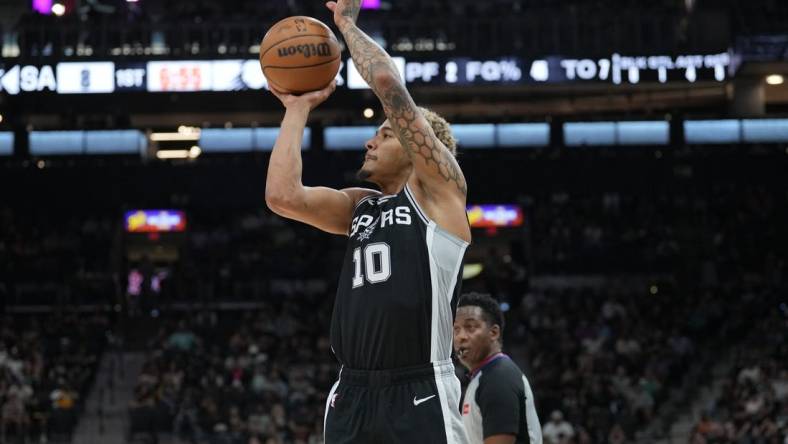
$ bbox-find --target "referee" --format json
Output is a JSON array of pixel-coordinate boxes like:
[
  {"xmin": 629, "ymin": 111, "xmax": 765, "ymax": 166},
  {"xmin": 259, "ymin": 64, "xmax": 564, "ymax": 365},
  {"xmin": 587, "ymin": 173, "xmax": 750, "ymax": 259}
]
[{"xmin": 453, "ymin": 293, "xmax": 542, "ymax": 444}]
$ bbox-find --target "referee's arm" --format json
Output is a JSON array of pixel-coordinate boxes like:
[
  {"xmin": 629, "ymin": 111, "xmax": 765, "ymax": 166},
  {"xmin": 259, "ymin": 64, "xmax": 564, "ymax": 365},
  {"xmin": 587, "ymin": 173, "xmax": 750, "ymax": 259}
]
[
  {"xmin": 478, "ymin": 379, "xmax": 522, "ymax": 444},
  {"xmin": 485, "ymin": 435, "xmax": 516, "ymax": 444}
]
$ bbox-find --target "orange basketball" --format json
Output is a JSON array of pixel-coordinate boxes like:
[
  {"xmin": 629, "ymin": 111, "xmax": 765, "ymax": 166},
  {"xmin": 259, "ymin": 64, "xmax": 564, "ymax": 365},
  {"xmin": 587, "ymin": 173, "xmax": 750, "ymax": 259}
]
[{"xmin": 259, "ymin": 16, "xmax": 342, "ymax": 94}]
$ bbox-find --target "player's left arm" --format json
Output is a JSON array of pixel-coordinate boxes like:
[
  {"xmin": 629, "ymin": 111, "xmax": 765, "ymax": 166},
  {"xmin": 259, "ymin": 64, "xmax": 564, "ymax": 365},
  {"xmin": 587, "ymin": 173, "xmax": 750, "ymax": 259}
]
[{"xmin": 326, "ymin": 0, "xmax": 468, "ymax": 200}]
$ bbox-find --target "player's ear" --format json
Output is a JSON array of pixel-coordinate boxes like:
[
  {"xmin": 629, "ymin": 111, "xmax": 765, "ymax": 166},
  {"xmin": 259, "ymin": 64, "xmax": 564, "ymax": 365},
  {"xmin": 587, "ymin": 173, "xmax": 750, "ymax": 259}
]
[{"xmin": 489, "ymin": 324, "xmax": 501, "ymax": 343}]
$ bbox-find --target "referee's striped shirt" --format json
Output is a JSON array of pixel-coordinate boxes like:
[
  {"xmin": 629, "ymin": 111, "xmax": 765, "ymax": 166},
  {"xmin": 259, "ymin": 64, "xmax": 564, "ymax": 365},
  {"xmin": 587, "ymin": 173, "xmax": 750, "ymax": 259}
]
[{"xmin": 461, "ymin": 353, "xmax": 542, "ymax": 444}]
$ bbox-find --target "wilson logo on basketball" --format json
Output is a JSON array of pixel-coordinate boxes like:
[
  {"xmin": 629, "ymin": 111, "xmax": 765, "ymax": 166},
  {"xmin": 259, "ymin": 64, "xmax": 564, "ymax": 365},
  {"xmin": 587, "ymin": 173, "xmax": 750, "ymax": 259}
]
[{"xmin": 277, "ymin": 43, "xmax": 332, "ymax": 58}]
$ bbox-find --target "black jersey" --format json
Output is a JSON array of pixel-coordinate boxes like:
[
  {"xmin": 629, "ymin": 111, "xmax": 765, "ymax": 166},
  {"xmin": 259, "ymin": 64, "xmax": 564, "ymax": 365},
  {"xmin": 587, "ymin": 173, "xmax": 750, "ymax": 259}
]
[
  {"xmin": 330, "ymin": 185, "xmax": 469, "ymax": 370},
  {"xmin": 461, "ymin": 354, "xmax": 542, "ymax": 444}
]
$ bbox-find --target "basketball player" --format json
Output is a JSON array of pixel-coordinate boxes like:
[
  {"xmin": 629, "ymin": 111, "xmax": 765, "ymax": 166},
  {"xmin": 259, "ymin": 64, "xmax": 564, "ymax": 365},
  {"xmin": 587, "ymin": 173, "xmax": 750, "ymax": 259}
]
[
  {"xmin": 264, "ymin": 1, "xmax": 471, "ymax": 443},
  {"xmin": 454, "ymin": 293, "xmax": 542, "ymax": 444}
]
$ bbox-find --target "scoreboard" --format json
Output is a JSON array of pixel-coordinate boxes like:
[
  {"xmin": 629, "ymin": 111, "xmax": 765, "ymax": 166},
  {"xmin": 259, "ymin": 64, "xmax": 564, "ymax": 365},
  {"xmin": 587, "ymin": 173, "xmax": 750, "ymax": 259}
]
[{"xmin": 0, "ymin": 51, "xmax": 732, "ymax": 95}]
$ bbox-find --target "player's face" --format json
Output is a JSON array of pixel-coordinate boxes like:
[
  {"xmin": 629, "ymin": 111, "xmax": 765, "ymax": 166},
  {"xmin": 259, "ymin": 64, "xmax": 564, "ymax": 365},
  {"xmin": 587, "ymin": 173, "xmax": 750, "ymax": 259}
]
[
  {"xmin": 357, "ymin": 120, "xmax": 410, "ymax": 182},
  {"xmin": 453, "ymin": 306, "xmax": 499, "ymax": 370}
]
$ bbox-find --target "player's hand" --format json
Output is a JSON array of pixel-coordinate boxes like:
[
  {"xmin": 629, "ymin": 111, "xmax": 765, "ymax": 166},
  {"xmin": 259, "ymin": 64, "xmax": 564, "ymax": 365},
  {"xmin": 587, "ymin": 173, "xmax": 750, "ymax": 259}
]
[
  {"xmin": 326, "ymin": 0, "xmax": 359, "ymax": 30},
  {"xmin": 269, "ymin": 81, "xmax": 337, "ymax": 112}
]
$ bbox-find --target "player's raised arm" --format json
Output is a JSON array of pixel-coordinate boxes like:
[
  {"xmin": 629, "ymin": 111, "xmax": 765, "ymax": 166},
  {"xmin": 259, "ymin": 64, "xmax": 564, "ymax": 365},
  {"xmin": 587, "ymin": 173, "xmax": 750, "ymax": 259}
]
[
  {"xmin": 326, "ymin": 0, "xmax": 468, "ymax": 200},
  {"xmin": 265, "ymin": 82, "xmax": 378, "ymax": 235}
]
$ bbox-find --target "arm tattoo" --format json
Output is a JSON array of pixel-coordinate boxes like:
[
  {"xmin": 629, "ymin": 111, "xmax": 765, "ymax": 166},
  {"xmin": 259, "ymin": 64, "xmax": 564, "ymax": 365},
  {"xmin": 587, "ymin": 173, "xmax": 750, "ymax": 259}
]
[
  {"xmin": 340, "ymin": 24, "xmax": 467, "ymax": 195},
  {"xmin": 339, "ymin": 24, "xmax": 399, "ymax": 88},
  {"xmin": 381, "ymin": 84, "xmax": 467, "ymax": 195},
  {"xmin": 340, "ymin": 0, "xmax": 360, "ymax": 22}
]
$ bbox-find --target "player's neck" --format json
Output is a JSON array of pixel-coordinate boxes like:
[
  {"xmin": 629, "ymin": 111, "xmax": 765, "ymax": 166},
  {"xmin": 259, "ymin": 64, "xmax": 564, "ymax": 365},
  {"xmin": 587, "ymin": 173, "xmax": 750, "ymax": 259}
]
[
  {"xmin": 375, "ymin": 178, "xmax": 406, "ymax": 196},
  {"xmin": 375, "ymin": 167, "xmax": 415, "ymax": 195}
]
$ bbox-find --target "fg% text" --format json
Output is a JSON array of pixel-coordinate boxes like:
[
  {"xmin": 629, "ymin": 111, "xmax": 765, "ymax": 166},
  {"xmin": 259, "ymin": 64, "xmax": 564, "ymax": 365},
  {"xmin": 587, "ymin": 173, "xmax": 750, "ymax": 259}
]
[{"xmin": 405, "ymin": 59, "xmax": 523, "ymax": 84}]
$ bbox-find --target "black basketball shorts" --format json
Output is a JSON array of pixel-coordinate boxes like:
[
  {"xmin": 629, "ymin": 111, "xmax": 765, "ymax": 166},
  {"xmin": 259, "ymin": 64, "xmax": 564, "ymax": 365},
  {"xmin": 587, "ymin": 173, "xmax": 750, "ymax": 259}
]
[{"xmin": 324, "ymin": 359, "xmax": 469, "ymax": 444}]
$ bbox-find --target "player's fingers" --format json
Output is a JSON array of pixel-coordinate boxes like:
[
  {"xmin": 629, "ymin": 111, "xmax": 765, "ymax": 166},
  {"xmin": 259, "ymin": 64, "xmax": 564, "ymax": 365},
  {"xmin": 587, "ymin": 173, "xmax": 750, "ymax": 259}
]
[
  {"xmin": 314, "ymin": 90, "xmax": 331, "ymax": 102},
  {"xmin": 315, "ymin": 81, "xmax": 335, "ymax": 96},
  {"xmin": 326, "ymin": 2, "xmax": 337, "ymax": 12},
  {"xmin": 323, "ymin": 81, "xmax": 337, "ymax": 98},
  {"xmin": 268, "ymin": 87, "xmax": 282, "ymax": 100},
  {"xmin": 268, "ymin": 84, "xmax": 286, "ymax": 97}
]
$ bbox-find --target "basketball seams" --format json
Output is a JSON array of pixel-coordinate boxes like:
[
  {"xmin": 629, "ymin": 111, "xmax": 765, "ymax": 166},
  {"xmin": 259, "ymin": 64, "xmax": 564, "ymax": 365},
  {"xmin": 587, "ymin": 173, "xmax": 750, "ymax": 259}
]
[
  {"xmin": 263, "ymin": 60, "xmax": 338, "ymax": 93},
  {"xmin": 259, "ymin": 16, "xmax": 341, "ymax": 94},
  {"xmin": 264, "ymin": 75, "xmax": 290, "ymax": 92},
  {"xmin": 263, "ymin": 56, "xmax": 340, "ymax": 70},
  {"xmin": 259, "ymin": 33, "xmax": 339, "ymax": 59}
]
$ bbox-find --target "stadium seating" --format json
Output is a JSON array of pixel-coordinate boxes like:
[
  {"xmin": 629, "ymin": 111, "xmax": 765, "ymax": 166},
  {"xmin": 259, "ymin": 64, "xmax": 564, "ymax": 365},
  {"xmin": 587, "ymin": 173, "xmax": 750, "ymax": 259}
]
[
  {"xmin": 11, "ymin": 0, "xmax": 723, "ymax": 58},
  {"xmin": 0, "ymin": 313, "xmax": 108, "ymax": 442},
  {"xmin": 690, "ymin": 298, "xmax": 787, "ymax": 444},
  {"xmin": 127, "ymin": 304, "xmax": 334, "ymax": 443}
]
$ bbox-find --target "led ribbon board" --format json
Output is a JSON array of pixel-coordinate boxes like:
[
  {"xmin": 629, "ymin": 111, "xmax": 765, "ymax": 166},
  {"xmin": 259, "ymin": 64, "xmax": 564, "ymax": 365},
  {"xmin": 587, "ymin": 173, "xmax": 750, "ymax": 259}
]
[
  {"xmin": 0, "ymin": 51, "xmax": 732, "ymax": 95},
  {"xmin": 125, "ymin": 210, "xmax": 187, "ymax": 233},
  {"xmin": 467, "ymin": 205, "xmax": 524, "ymax": 228}
]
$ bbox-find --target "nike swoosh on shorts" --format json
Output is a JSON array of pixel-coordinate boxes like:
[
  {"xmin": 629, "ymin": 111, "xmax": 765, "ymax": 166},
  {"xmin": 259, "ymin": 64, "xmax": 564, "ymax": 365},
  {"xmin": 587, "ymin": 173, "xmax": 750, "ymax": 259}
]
[{"xmin": 413, "ymin": 395, "xmax": 436, "ymax": 406}]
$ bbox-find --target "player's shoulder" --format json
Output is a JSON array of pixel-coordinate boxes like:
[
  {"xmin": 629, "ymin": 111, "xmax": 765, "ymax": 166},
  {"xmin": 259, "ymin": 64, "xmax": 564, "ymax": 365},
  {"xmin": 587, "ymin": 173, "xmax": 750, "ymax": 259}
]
[{"xmin": 344, "ymin": 188, "xmax": 382, "ymax": 209}]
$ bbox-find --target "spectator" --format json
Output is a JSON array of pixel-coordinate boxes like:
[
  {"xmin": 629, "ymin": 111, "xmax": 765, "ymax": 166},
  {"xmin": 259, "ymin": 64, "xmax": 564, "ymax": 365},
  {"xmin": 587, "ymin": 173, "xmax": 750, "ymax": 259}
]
[{"xmin": 543, "ymin": 410, "xmax": 575, "ymax": 444}]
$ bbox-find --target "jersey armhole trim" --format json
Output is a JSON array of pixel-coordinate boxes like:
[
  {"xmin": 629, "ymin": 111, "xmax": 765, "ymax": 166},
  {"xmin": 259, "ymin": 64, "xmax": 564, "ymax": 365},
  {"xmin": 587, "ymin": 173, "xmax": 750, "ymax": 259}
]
[
  {"xmin": 405, "ymin": 185, "xmax": 470, "ymax": 248},
  {"xmin": 403, "ymin": 184, "xmax": 430, "ymax": 225},
  {"xmin": 405, "ymin": 184, "xmax": 470, "ymax": 247}
]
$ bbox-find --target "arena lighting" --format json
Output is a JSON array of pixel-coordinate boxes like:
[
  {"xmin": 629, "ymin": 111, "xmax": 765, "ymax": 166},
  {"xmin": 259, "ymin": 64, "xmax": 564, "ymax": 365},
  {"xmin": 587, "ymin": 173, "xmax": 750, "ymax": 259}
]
[
  {"xmin": 462, "ymin": 263, "xmax": 483, "ymax": 280},
  {"xmin": 51, "ymin": 2, "xmax": 65, "ymax": 16},
  {"xmin": 150, "ymin": 133, "xmax": 200, "ymax": 141},
  {"xmin": 0, "ymin": 114, "xmax": 3, "ymax": 123},
  {"xmin": 32, "ymin": 0, "xmax": 53, "ymax": 14},
  {"xmin": 189, "ymin": 145, "xmax": 202, "ymax": 158},
  {"xmin": 150, "ymin": 127, "xmax": 201, "ymax": 142},
  {"xmin": 363, "ymin": 108, "xmax": 374, "ymax": 119},
  {"xmin": 155, "ymin": 149, "xmax": 189, "ymax": 159},
  {"xmin": 766, "ymin": 74, "xmax": 784, "ymax": 85},
  {"xmin": 155, "ymin": 146, "xmax": 201, "ymax": 159}
]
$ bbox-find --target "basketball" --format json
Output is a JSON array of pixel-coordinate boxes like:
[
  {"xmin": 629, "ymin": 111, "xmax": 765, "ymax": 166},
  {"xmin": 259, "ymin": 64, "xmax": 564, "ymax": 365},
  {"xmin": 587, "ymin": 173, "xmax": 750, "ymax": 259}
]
[{"xmin": 259, "ymin": 16, "xmax": 342, "ymax": 94}]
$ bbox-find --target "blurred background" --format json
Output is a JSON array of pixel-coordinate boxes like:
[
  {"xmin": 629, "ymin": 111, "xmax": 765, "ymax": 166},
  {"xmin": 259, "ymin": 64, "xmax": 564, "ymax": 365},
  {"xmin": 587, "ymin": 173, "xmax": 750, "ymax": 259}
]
[{"xmin": 0, "ymin": 0, "xmax": 787, "ymax": 443}]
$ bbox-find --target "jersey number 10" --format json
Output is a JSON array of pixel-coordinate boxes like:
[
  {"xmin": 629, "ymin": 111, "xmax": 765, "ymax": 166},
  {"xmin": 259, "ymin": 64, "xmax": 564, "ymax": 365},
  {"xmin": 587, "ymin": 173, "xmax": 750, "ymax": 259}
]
[{"xmin": 352, "ymin": 242, "xmax": 391, "ymax": 288}]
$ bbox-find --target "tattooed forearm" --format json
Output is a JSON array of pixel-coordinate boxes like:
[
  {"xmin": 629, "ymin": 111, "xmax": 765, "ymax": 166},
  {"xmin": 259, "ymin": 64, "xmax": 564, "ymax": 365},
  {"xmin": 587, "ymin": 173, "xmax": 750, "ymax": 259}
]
[
  {"xmin": 340, "ymin": 0, "xmax": 360, "ymax": 21},
  {"xmin": 339, "ymin": 24, "xmax": 400, "ymax": 93},
  {"xmin": 339, "ymin": 24, "xmax": 467, "ymax": 195},
  {"xmin": 380, "ymin": 83, "xmax": 467, "ymax": 195}
]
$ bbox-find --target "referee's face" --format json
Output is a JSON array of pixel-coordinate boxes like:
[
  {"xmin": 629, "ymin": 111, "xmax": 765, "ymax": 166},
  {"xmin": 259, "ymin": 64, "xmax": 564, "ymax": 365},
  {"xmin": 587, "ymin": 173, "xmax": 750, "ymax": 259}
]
[{"xmin": 453, "ymin": 306, "xmax": 500, "ymax": 370}]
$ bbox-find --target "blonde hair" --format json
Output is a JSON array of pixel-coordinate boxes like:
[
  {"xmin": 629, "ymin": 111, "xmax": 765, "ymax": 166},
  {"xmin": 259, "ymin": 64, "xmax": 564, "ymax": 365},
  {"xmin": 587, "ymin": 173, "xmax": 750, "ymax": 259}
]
[{"xmin": 418, "ymin": 107, "xmax": 458, "ymax": 157}]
